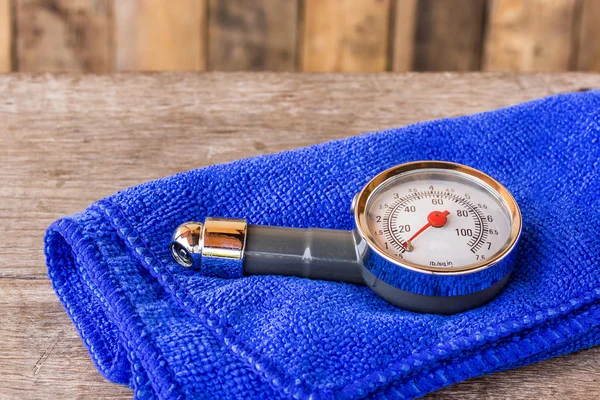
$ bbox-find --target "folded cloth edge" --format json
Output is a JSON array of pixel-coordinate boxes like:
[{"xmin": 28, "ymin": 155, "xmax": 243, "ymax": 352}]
[{"xmin": 46, "ymin": 214, "xmax": 183, "ymax": 399}]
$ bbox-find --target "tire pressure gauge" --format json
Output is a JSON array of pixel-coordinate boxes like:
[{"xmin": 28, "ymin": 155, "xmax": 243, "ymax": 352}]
[{"xmin": 171, "ymin": 161, "xmax": 522, "ymax": 314}]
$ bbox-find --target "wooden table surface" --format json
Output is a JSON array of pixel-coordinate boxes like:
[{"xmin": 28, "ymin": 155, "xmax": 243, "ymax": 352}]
[{"xmin": 1, "ymin": 72, "xmax": 599, "ymax": 399}]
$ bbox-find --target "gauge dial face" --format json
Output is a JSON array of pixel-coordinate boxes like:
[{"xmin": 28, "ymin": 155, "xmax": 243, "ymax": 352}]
[{"xmin": 365, "ymin": 168, "xmax": 514, "ymax": 270}]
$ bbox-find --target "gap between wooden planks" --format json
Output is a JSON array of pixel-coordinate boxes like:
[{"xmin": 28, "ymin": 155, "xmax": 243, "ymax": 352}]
[{"xmin": 0, "ymin": 72, "xmax": 599, "ymax": 399}]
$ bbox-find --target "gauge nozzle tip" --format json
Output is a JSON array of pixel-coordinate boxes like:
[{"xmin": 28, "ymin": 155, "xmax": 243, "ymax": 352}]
[{"xmin": 171, "ymin": 221, "xmax": 203, "ymax": 268}]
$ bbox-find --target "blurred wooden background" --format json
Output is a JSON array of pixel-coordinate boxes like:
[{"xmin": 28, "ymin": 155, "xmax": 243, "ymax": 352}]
[{"xmin": 0, "ymin": 0, "xmax": 598, "ymax": 73}]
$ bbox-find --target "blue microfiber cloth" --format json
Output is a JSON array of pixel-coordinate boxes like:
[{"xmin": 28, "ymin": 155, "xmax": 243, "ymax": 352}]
[{"xmin": 45, "ymin": 91, "xmax": 600, "ymax": 399}]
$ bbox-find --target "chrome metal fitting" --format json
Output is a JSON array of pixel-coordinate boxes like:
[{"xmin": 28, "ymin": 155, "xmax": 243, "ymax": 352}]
[
  {"xmin": 170, "ymin": 218, "xmax": 247, "ymax": 278},
  {"xmin": 170, "ymin": 221, "xmax": 204, "ymax": 268}
]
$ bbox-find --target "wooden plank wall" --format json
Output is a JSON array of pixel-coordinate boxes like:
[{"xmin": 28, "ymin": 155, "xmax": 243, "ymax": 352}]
[
  {"xmin": 15, "ymin": 0, "xmax": 112, "ymax": 73},
  {"xmin": 302, "ymin": 0, "xmax": 391, "ymax": 72},
  {"xmin": 208, "ymin": 0, "xmax": 299, "ymax": 71},
  {"xmin": 0, "ymin": 0, "xmax": 598, "ymax": 73},
  {"xmin": 0, "ymin": 0, "xmax": 10, "ymax": 72},
  {"xmin": 483, "ymin": 0, "xmax": 581, "ymax": 72},
  {"xmin": 116, "ymin": 0, "xmax": 206, "ymax": 71}
]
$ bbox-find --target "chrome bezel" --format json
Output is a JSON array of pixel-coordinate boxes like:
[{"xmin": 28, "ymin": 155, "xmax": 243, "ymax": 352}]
[{"xmin": 354, "ymin": 161, "xmax": 522, "ymax": 276}]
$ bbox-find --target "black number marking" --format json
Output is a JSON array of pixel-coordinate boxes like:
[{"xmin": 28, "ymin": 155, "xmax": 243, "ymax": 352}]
[
  {"xmin": 455, "ymin": 228, "xmax": 473, "ymax": 237},
  {"xmin": 404, "ymin": 206, "xmax": 416, "ymax": 212},
  {"xmin": 432, "ymin": 199, "xmax": 444, "ymax": 205},
  {"xmin": 456, "ymin": 210, "xmax": 469, "ymax": 217},
  {"xmin": 398, "ymin": 225, "xmax": 411, "ymax": 233}
]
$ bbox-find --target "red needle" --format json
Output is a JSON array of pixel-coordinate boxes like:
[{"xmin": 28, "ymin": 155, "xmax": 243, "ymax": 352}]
[{"xmin": 403, "ymin": 210, "xmax": 450, "ymax": 251}]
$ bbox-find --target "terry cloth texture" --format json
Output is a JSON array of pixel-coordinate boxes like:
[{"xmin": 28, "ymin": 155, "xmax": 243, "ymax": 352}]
[{"xmin": 45, "ymin": 91, "xmax": 600, "ymax": 400}]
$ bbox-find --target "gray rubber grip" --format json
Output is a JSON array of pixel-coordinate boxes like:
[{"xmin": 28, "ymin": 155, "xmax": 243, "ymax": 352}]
[{"xmin": 243, "ymin": 225, "xmax": 364, "ymax": 285}]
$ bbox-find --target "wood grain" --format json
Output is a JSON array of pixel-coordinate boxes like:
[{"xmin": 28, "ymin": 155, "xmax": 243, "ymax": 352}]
[
  {"xmin": 0, "ymin": 0, "xmax": 11, "ymax": 72},
  {"xmin": 0, "ymin": 279, "xmax": 132, "ymax": 399},
  {"xmin": 483, "ymin": 0, "xmax": 580, "ymax": 72},
  {"xmin": 391, "ymin": 0, "xmax": 418, "ymax": 72},
  {"xmin": 576, "ymin": 0, "xmax": 600, "ymax": 71},
  {"xmin": 115, "ymin": 0, "xmax": 206, "ymax": 71},
  {"xmin": 413, "ymin": 0, "xmax": 486, "ymax": 71},
  {"xmin": 207, "ymin": 0, "xmax": 298, "ymax": 71},
  {"xmin": 1, "ymin": 73, "xmax": 599, "ymax": 398},
  {"xmin": 14, "ymin": 0, "xmax": 112, "ymax": 73},
  {"xmin": 301, "ymin": 0, "xmax": 391, "ymax": 72}
]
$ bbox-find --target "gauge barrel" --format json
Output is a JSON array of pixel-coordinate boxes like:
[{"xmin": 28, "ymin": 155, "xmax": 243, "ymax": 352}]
[{"xmin": 244, "ymin": 225, "xmax": 365, "ymax": 285}]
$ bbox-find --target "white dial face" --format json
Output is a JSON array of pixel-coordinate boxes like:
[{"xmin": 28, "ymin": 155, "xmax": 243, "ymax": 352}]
[{"xmin": 366, "ymin": 169, "xmax": 513, "ymax": 269}]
